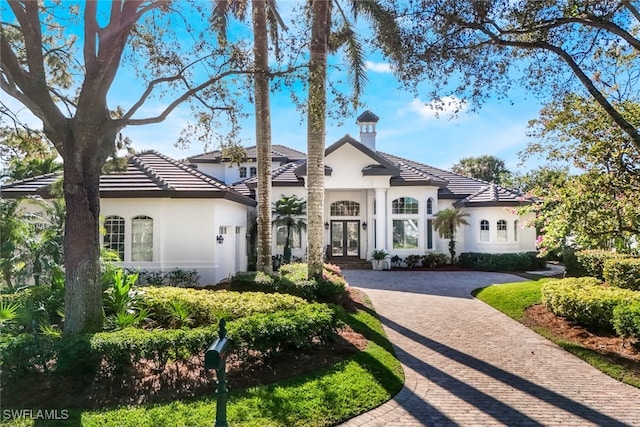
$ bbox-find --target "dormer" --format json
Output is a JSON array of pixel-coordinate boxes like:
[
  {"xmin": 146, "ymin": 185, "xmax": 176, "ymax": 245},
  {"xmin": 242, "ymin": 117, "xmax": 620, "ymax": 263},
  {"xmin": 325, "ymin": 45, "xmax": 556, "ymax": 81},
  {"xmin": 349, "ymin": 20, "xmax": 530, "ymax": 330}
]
[{"xmin": 356, "ymin": 110, "xmax": 379, "ymax": 151}]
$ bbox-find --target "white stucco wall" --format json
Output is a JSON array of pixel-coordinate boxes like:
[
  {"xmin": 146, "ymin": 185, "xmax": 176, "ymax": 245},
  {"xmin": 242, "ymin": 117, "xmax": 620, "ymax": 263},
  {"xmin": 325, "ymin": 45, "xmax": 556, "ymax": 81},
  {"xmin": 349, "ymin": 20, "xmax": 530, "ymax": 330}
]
[
  {"xmin": 459, "ymin": 206, "xmax": 536, "ymax": 253},
  {"xmin": 101, "ymin": 197, "xmax": 250, "ymax": 285},
  {"xmin": 194, "ymin": 161, "xmax": 282, "ymax": 185}
]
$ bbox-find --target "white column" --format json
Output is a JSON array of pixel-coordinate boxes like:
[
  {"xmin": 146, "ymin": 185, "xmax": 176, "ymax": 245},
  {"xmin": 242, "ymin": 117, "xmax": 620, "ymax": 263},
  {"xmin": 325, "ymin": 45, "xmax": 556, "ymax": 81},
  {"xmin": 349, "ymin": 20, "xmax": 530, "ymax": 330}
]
[{"xmin": 375, "ymin": 188, "xmax": 387, "ymax": 250}]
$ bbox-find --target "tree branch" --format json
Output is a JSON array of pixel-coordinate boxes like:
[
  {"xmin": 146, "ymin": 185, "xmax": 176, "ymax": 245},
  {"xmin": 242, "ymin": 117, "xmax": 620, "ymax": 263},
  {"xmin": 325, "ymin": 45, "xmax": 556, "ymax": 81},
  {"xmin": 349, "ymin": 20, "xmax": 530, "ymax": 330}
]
[
  {"xmin": 467, "ymin": 22, "xmax": 640, "ymax": 151},
  {"xmin": 120, "ymin": 69, "xmax": 254, "ymax": 126}
]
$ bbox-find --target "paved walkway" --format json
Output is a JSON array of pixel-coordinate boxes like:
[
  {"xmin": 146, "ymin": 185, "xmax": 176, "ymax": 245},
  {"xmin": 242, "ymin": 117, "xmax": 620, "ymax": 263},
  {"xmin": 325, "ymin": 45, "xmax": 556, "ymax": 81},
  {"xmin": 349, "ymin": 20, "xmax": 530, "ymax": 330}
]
[{"xmin": 339, "ymin": 270, "xmax": 640, "ymax": 427}]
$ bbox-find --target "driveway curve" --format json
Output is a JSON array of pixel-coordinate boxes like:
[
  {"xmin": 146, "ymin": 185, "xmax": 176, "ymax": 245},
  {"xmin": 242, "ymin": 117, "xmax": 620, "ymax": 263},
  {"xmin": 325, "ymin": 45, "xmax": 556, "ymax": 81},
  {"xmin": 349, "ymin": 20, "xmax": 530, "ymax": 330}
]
[{"xmin": 339, "ymin": 270, "xmax": 640, "ymax": 427}]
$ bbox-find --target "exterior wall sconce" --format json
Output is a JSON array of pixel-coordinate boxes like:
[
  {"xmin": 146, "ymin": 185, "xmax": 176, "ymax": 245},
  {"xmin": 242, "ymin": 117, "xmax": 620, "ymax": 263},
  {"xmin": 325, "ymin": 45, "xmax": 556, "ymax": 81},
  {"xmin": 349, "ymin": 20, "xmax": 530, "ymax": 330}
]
[
  {"xmin": 324, "ymin": 222, "xmax": 329, "ymax": 230},
  {"xmin": 216, "ymin": 235, "xmax": 224, "ymax": 244},
  {"xmin": 362, "ymin": 222, "xmax": 368, "ymax": 230}
]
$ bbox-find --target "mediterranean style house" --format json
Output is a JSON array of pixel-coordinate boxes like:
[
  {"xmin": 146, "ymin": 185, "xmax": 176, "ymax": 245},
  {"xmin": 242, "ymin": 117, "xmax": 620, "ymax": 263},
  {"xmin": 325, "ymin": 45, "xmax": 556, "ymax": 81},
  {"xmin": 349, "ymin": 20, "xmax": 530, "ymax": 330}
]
[{"xmin": 1, "ymin": 111, "xmax": 536, "ymax": 284}]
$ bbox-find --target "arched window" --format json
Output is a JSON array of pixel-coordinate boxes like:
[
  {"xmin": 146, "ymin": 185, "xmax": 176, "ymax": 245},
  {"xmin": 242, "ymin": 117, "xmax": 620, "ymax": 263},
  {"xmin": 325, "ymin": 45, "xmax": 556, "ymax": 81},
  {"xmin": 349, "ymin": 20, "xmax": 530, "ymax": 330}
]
[
  {"xmin": 104, "ymin": 215, "xmax": 125, "ymax": 261},
  {"xmin": 480, "ymin": 220, "xmax": 490, "ymax": 242},
  {"xmin": 514, "ymin": 220, "xmax": 519, "ymax": 242},
  {"xmin": 330, "ymin": 201, "xmax": 360, "ymax": 216},
  {"xmin": 392, "ymin": 197, "xmax": 419, "ymax": 249},
  {"xmin": 426, "ymin": 198, "xmax": 434, "ymax": 215},
  {"xmin": 132, "ymin": 215, "xmax": 153, "ymax": 261},
  {"xmin": 392, "ymin": 197, "xmax": 418, "ymax": 214},
  {"xmin": 497, "ymin": 219, "xmax": 507, "ymax": 242}
]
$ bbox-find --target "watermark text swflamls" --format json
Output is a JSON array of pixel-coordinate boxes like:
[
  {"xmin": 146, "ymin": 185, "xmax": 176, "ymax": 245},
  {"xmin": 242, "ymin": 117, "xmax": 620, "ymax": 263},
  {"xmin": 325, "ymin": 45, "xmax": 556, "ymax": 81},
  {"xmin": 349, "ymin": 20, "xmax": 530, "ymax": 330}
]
[{"xmin": 2, "ymin": 409, "xmax": 70, "ymax": 421}]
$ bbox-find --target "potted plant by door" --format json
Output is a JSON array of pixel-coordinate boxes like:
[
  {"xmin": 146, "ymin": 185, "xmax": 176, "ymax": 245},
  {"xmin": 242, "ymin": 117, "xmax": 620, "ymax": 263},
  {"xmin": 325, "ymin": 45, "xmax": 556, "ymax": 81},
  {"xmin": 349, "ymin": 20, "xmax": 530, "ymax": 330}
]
[{"xmin": 371, "ymin": 249, "xmax": 390, "ymax": 270}]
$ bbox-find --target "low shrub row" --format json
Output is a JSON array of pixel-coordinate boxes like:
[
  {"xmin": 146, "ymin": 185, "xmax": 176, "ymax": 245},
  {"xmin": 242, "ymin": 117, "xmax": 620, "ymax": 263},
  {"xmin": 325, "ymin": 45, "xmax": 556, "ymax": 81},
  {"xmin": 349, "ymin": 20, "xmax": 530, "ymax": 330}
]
[
  {"xmin": 392, "ymin": 253, "xmax": 449, "ymax": 269},
  {"xmin": 0, "ymin": 303, "xmax": 341, "ymax": 373},
  {"xmin": 541, "ymin": 277, "xmax": 640, "ymax": 330},
  {"xmin": 572, "ymin": 250, "xmax": 628, "ymax": 280},
  {"xmin": 458, "ymin": 252, "xmax": 545, "ymax": 272},
  {"xmin": 229, "ymin": 263, "xmax": 347, "ymax": 304},
  {"xmin": 141, "ymin": 287, "xmax": 306, "ymax": 328},
  {"xmin": 603, "ymin": 258, "xmax": 640, "ymax": 291}
]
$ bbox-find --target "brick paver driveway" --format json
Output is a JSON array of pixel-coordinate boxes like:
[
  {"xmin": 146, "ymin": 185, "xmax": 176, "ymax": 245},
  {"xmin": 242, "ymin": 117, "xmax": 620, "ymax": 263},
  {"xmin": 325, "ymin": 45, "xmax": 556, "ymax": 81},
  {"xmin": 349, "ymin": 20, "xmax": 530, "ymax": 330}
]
[{"xmin": 339, "ymin": 270, "xmax": 640, "ymax": 427}]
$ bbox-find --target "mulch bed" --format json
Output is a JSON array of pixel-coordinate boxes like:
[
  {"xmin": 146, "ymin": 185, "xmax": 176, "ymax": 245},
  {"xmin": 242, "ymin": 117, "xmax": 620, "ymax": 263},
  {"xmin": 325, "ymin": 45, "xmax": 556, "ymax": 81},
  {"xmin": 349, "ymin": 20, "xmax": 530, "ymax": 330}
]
[{"xmin": 524, "ymin": 303, "xmax": 640, "ymax": 375}]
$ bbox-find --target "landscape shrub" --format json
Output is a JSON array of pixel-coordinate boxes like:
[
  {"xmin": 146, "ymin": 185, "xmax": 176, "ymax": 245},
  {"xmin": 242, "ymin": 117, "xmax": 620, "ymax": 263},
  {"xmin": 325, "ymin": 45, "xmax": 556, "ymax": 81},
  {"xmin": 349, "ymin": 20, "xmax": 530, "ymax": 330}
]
[
  {"xmin": 230, "ymin": 263, "xmax": 347, "ymax": 303},
  {"xmin": 612, "ymin": 303, "xmax": 640, "ymax": 344},
  {"xmin": 229, "ymin": 271, "xmax": 280, "ymax": 292},
  {"xmin": 541, "ymin": 277, "xmax": 640, "ymax": 330},
  {"xmin": 133, "ymin": 269, "xmax": 200, "ymax": 287},
  {"xmin": 1, "ymin": 302, "xmax": 341, "ymax": 374},
  {"xmin": 574, "ymin": 250, "xmax": 628, "ymax": 280},
  {"xmin": 142, "ymin": 287, "xmax": 305, "ymax": 328},
  {"xmin": 422, "ymin": 253, "xmax": 448, "ymax": 268},
  {"xmin": 228, "ymin": 303, "xmax": 339, "ymax": 361},
  {"xmin": 0, "ymin": 333, "xmax": 56, "ymax": 372},
  {"xmin": 562, "ymin": 247, "xmax": 587, "ymax": 277},
  {"xmin": 404, "ymin": 255, "xmax": 421, "ymax": 269},
  {"xmin": 458, "ymin": 252, "xmax": 545, "ymax": 271},
  {"xmin": 603, "ymin": 258, "xmax": 640, "ymax": 291}
]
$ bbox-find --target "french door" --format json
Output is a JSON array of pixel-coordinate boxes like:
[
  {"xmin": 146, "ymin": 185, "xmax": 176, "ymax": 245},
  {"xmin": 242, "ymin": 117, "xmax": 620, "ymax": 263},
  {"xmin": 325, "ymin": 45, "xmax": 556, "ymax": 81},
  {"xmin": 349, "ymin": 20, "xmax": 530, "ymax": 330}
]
[{"xmin": 330, "ymin": 220, "xmax": 360, "ymax": 257}]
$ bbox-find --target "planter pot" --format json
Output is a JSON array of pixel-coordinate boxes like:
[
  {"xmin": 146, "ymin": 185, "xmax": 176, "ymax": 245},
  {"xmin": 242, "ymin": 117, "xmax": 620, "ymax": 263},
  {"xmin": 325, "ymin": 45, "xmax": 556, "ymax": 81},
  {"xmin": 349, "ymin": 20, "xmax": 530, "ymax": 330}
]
[{"xmin": 372, "ymin": 259, "xmax": 388, "ymax": 270}]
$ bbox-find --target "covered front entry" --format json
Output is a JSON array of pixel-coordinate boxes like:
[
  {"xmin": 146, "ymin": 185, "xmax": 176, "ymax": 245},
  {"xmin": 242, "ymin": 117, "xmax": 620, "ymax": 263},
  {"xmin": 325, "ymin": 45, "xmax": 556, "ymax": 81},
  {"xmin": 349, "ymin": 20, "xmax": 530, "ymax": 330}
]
[{"xmin": 330, "ymin": 220, "xmax": 360, "ymax": 257}]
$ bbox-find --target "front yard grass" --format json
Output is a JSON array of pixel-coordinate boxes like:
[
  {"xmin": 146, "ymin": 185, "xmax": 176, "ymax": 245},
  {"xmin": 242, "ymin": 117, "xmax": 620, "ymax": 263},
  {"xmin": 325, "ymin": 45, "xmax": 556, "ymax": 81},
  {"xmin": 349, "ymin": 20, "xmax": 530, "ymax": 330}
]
[{"xmin": 472, "ymin": 279, "xmax": 640, "ymax": 389}]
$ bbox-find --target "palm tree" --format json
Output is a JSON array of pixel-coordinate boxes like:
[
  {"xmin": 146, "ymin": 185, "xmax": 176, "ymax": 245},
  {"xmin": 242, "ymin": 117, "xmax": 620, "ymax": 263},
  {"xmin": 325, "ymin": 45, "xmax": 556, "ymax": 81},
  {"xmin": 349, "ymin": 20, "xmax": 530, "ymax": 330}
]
[
  {"xmin": 272, "ymin": 195, "xmax": 307, "ymax": 263},
  {"xmin": 305, "ymin": 0, "xmax": 404, "ymax": 279},
  {"xmin": 306, "ymin": 0, "xmax": 331, "ymax": 279},
  {"xmin": 432, "ymin": 207, "xmax": 470, "ymax": 264},
  {"xmin": 213, "ymin": 0, "xmax": 286, "ymax": 274}
]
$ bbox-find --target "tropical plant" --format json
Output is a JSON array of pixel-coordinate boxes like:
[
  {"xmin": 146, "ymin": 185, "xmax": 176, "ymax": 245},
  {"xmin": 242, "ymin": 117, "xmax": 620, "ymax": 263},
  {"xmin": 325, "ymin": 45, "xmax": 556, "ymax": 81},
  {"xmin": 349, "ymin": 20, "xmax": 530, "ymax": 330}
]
[
  {"xmin": 0, "ymin": 199, "xmax": 28, "ymax": 289},
  {"xmin": 273, "ymin": 195, "xmax": 307, "ymax": 263},
  {"xmin": 0, "ymin": 301, "xmax": 20, "ymax": 331},
  {"xmin": 371, "ymin": 249, "xmax": 389, "ymax": 260},
  {"xmin": 432, "ymin": 207, "xmax": 470, "ymax": 263},
  {"xmin": 103, "ymin": 269, "xmax": 146, "ymax": 330}
]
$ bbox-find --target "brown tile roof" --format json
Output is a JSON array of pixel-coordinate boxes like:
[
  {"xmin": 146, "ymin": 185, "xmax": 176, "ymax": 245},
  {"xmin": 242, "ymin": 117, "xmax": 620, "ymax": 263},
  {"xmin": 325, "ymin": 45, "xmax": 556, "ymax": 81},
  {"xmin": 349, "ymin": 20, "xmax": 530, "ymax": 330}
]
[
  {"xmin": 0, "ymin": 173, "xmax": 61, "ymax": 198},
  {"xmin": 234, "ymin": 160, "xmax": 306, "ymax": 195},
  {"xmin": 188, "ymin": 144, "xmax": 306, "ymax": 163},
  {"xmin": 1, "ymin": 151, "xmax": 256, "ymax": 206},
  {"xmin": 453, "ymin": 183, "xmax": 530, "ymax": 207}
]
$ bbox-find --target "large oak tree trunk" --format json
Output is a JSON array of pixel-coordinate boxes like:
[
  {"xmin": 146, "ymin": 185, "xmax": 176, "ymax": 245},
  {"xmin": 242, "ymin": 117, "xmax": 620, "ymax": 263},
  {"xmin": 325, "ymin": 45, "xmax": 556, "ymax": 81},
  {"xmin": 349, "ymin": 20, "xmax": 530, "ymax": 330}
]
[
  {"xmin": 61, "ymin": 125, "xmax": 115, "ymax": 334},
  {"xmin": 306, "ymin": 0, "xmax": 331, "ymax": 279}
]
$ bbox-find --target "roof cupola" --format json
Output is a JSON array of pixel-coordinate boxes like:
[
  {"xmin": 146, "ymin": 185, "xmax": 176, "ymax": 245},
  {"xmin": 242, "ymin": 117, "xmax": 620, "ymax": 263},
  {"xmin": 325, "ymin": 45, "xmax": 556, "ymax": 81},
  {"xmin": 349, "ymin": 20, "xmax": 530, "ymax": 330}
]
[{"xmin": 356, "ymin": 110, "xmax": 379, "ymax": 151}]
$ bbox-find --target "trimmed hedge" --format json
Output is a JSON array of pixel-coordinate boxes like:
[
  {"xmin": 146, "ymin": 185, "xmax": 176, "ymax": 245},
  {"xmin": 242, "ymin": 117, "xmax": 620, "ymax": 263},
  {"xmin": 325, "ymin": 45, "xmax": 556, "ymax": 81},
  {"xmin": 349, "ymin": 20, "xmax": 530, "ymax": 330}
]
[
  {"xmin": 0, "ymin": 303, "xmax": 341, "ymax": 373},
  {"xmin": 603, "ymin": 258, "xmax": 640, "ymax": 291},
  {"xmin": 612, "ymin": 303, "xmax": 640, "ymax": 343},
  {"xmin": 574, "ymin": 250, "xmax": 628, "ymax": 280},
  {"xmin": 458, "ymin": 252, "xmax": 545, "ymax": 271},
  {"xmin": 541, "ymin": 277, "xmax": 640, "ymax": 330},
  {"xmin": 141, "ymin": 287, "xmax": 305, "ymax": 328},
  {"xmin": 229, "ymin": 263, "xmax": 347, "ymax": 304}
]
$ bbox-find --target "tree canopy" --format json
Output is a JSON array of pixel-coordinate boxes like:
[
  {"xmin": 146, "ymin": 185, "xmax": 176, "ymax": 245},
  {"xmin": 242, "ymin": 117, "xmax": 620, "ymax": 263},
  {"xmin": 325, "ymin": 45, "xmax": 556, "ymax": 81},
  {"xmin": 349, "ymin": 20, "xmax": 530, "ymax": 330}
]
[
  {"xmin": 394, "ymin": 0, "xmax": 640, "ymax": 149},
  {"xmin": 451, "ymin": 155, "xmax": 510, "ymax": 184}
]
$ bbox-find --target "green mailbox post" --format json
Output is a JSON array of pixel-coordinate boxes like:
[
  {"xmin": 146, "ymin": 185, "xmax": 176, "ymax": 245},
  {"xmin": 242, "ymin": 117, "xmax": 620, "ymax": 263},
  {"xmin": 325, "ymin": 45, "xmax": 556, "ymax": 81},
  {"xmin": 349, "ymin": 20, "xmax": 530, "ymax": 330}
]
[{"xmin": 205, "ymin": 318, "xmax": 231, "ymax": 427}]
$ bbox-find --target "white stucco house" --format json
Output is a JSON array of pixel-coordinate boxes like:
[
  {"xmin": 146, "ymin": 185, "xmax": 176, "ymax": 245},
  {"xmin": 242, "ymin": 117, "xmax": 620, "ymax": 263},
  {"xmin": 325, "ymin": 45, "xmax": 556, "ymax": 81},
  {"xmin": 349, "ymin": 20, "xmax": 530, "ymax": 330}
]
[
  {"xmin": 1, "ymin": 110, "xmax": 537, "ymax": 283},
  {"xmin": 189, "ymin": 111, "xmax": 537, "ymax": 264}
]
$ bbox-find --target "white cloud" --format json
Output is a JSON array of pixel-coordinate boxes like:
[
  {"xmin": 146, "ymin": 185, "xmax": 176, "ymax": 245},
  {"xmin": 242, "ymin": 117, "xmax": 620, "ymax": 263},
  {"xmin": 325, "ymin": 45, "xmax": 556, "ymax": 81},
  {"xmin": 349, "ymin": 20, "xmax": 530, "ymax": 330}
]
[
  {"xmin": 405, "ymin": 96, "xmax": 469, "ymax": 120},
  {"xmin": 365, "ymin": 61, "xmax": 392, "ymax": 73}
]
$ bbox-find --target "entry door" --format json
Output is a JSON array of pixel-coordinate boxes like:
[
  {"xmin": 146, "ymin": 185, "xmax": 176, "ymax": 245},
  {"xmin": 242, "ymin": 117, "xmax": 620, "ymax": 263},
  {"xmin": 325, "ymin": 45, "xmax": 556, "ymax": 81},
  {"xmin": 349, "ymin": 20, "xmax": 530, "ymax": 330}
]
[{"xmin": 331, "ymin": 220, "xmax": 360, "ymax": 257}]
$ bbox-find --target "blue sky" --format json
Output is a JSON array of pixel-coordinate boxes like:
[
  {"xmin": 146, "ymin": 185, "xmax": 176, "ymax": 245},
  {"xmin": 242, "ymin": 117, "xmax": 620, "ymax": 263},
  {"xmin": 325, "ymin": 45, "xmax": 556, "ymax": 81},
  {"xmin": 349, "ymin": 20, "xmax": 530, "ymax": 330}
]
[{"xmin": 123, "ymin": 58, "xmax": 545, "ymax": 173}]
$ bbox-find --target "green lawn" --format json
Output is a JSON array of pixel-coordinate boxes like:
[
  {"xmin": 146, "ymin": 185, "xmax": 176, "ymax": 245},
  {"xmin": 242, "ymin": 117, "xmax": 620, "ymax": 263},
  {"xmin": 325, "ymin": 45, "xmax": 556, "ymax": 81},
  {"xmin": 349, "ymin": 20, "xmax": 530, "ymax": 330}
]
[
  {"xmin": 1, "ymin": 297, "xmax": 403, "ymax": 427},
  {"xmin": 473, "ymin": 279, "xmax": 640, "ymax": 389}
]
